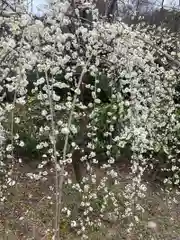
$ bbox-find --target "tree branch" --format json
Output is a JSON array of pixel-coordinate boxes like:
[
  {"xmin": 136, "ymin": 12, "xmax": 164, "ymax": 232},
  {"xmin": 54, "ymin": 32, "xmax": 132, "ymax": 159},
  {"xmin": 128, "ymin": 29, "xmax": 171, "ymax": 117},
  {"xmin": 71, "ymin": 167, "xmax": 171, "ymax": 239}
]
[
  {"xmin": 139, "ymin": 36, "xmax": 180, "ymax": 68},
  {"xmin": 55, "ymin": 55, "xmax": 92, "ymax": 240}
]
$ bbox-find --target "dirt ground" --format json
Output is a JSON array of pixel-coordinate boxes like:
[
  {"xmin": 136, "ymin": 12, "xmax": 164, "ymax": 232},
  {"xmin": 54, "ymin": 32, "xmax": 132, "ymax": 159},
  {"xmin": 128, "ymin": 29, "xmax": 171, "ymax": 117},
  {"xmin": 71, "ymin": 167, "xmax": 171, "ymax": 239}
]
[{"xmin": 1, "ymin": 161, "xmax": 180, "ymax": 240}]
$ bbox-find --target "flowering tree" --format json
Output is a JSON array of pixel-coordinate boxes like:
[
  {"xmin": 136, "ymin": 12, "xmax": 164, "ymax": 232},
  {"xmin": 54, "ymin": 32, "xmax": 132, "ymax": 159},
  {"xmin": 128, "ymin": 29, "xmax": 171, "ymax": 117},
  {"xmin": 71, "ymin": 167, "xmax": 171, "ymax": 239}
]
[{"xmin": 0, "ymin": 0, "xmax": 180, "ymax": 239}]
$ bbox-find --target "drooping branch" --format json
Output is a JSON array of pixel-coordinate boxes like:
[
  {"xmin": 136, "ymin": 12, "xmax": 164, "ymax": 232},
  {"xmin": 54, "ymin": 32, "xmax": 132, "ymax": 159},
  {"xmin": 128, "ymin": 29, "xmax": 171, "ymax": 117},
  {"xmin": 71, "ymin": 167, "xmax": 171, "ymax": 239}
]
[
  {"xmin": 116, "ymin": 19, "xmax": 180, "ymax": 68},
  {"xmin": 138, "ymin": 35, "xmax": 180, "ymax": 68}
]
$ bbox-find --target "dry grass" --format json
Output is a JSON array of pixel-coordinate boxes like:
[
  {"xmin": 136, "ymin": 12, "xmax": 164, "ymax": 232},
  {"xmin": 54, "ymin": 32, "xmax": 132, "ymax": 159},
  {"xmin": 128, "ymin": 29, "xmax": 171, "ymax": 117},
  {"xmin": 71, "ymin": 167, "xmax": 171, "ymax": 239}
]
[{"xmin": 1, "ymin": 162, "xmax": 180, "ymax": 240}]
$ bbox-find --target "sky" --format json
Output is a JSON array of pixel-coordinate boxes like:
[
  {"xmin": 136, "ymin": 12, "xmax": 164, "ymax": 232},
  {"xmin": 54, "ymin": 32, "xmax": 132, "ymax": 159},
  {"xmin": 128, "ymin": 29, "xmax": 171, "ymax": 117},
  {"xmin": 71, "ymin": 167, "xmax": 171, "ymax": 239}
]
[
  {"xmin": 32, "ymin": 0, "xmax": 49, "ymax": 15},
  {"xmin": 32, "ymin": 0, "xmax": 180, "ymax": 15}
]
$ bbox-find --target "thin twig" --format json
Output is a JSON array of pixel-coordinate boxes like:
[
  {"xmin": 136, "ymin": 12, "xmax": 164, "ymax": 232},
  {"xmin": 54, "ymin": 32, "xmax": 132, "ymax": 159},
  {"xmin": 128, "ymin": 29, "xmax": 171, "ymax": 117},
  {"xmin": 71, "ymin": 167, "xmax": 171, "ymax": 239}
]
[
  {"xmin": 55, "ymin": 55, "xmax": 92, "ymax": 240},
  {"xmin": 44, "ymin": 70, "xmax": 59, "ymax": 240},
  {"xmin": 9, "ymin": 31, "xmax": 25, "ymax": 184}
]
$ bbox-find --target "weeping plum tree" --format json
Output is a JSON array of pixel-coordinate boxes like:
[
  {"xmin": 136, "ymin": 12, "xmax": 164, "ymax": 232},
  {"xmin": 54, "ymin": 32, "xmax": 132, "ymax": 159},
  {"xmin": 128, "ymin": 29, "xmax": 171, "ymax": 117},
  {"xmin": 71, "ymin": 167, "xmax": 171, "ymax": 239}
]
[{"xmin": 0, "ymin": 0, "xmax": 180, "ymax": 239}]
